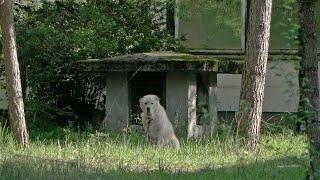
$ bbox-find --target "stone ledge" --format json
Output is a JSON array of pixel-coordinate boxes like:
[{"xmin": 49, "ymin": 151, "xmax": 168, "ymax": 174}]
[{"xmin": 77, "ymin": 51, "xmax": 243, "ymax": 74}]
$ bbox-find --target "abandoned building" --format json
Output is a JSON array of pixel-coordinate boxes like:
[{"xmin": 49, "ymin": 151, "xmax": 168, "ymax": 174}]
[
  {"xmin": 77, "ymin": 1, "xmax": 320, "ymax": 137},
  {"xmin": 79, "ymin": 51, "xmax": 243, "ymax": 137},
  {"xmin": 1, "ymin": 1, "xmax": 320, "ymax": 137}
]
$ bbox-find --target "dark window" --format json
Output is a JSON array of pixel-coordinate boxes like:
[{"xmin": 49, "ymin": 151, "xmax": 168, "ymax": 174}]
[{"xmin": 196, "ymin": 73, "xmax": 211, "ymax": 125}]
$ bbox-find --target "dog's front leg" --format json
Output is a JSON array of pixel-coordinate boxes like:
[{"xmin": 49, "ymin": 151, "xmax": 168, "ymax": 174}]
[
  {"xmin": 141, "ymin": 113, "xmax": 148, "ymax": 133},
  {"xmin": 157, "ymin": 138, "xmax": 165, "ymax": 148},
  {"xmin": 141, "ymin": 113, "xmax": 150, "ymax": 142}
]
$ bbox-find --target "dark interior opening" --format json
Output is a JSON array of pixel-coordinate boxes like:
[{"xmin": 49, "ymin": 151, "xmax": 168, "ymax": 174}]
[
  {"xmin": 196, "ymin": 73, "xmax": 209, "ymax": 125},
  {"xmin": 128, "ymin": 72, "xmax": 166, "ymax": 125}
]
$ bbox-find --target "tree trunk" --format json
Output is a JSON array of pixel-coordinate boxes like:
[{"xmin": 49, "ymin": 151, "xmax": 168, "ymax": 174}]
[
  {"xmin": 0, "ymin": 0, "xmax": 28, "ymax": 148},
  {"xmin": 298, "ymin": 0, "xmax": 320, "ymax": 178},
  {"xmin": 236, "ymin": 0, "xmax": 272, "ymax": 152}
]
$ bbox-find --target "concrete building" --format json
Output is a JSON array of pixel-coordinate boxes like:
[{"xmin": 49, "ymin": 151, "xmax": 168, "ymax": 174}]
[
  {"xmin": 1, "ymin": 0, "xmax": 320, "ymax": 136},
  {"xmin": 79, "ymin": 52, "xmax": 242, "ymax": 137},
  {"xmin": 78, "ymin": 51, "xmax": 315, "ymax": 137},
  {"xmin": 77, "ymin": 0, "xmax": 320, "ymax": 135}
]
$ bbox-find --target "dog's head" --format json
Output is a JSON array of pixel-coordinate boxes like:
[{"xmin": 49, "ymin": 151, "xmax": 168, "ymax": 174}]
[{"xmin": 139, "ymin": 94, "xmax": 160, "ymax": 117}]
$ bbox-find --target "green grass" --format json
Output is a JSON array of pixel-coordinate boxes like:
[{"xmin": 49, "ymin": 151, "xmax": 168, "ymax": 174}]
[{"xmin": 0, "ymin": 126, "xmax": 308, "ymax": 179}]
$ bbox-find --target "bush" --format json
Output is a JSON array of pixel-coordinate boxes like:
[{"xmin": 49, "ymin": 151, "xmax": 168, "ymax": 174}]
[{"xmin": 15, "ymin": 0, "xmax": 179, "ymax": 128}]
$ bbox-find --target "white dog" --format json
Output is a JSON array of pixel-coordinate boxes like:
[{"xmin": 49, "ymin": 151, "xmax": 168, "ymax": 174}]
[{"xmin": 139, "ymin": 94, "xmax": 180, "ymax": 149}]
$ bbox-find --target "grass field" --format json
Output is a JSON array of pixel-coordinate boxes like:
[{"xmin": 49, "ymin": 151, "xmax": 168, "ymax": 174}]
[{"xmin": 0, "ymin": 125, "xmax": 308, "ymax": 179}]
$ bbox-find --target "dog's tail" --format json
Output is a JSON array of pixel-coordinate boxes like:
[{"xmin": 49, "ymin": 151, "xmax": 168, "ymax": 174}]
[{"xmin": 171, "ymin": 135, "xmax": 180, "ymax": 149}]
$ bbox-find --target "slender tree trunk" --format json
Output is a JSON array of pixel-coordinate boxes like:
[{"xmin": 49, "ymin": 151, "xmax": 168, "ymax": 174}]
[
  {"xmin": 0, "ymin": 0, "xmax": 28, "ymax": 148},
  {"xmin": 236, "ymin": 0, "xmax": 272, "ymax": 152},
  {"xmin": 298, "ymin": 0, "xmax": 320, "ymax": 178}
]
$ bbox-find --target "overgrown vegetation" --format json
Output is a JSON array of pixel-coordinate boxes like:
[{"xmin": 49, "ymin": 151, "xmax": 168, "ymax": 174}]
[
  {"xmin": 0, "ymin": 0, "xmax": 316, "ymax": 178},
  {"xmin": 14, "ymin": 0, "xmax": 179, "ymax": 128},
  {"xmin": 0, "ymin": 123, "xmax": 308, "ymax": 179}
]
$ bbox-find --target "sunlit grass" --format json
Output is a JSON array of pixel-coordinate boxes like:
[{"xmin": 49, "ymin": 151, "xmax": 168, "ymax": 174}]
[{"xmin": 0, "ymin": 126, "xmax": 308, "ymax": 179}]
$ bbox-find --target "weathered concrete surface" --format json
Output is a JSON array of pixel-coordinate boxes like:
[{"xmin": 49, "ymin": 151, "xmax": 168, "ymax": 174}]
[
  {"xmin": 1, "ymin": 56, "xmax": 318, "ymax": 116},
  {"xmin": 102, "ymin": 72, "xmax": 129, "ymax": 132},
  {"xmin": 192, "ymin": 72, "xmax": 218, "ymax": 138},
  {"xmin": 208, "ymin": 72, "xmax": 218, "ymax": 135},
  {"xmin": 166, "ymin": 72, "xmax": 197, "ymax": 136},
  {"xmin": 187, "ymin": 74, "xmax": 197, "ymax": 138},
  {"xmin": 78, "ymin": 51, "xmax": 242, "ymax": 73},
  {"xmin": 217, "ymin": 61, "xmax": 300, "ymax": 112}
]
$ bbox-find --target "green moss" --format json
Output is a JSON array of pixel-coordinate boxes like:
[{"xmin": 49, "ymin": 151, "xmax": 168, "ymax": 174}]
[
  {"xmin": 78, "ymin": 52, "xmax": 246, "ymax": 73},
  {"xmin": 218, "ymin": 59, "xmax": 243, "ymax": 73}
]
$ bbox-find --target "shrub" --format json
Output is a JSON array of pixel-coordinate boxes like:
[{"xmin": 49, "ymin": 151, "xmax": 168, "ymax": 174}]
[{"xmin": 15, "ymin": 0, "xmax": 179, "ymax": 128}]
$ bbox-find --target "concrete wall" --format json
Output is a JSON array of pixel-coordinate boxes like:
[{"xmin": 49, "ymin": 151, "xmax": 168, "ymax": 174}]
[
  {"xmin": 103, "ymin": 72, "xmax": 129, "ymax": 131},
  {"xmin": 166, "ymin": 72, "xmax": 196, "ymax": 135},
  {"xmin": 218, "ymin": 61, "xmax": 300, "ymax": 112},
  {"xmin": 0, "ymin": 61, "xmax": 318, "ymax": 114}
]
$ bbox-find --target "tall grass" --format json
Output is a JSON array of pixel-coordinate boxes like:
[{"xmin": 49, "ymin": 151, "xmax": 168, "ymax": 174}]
[{"xmin": 0, "ymin": 126, "xmax": 308, "ymax": 179}]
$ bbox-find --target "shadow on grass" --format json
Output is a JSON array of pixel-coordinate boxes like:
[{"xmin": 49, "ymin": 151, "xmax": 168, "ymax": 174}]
[{"xmin": 0, "ymin": 154, "xmax": 306, "ymax": 180}]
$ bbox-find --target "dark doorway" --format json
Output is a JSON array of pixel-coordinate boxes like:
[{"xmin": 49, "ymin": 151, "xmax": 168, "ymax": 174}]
[
  {"xmin": 197, "ymin": 73, "xmax": 209, "ymax": 125},
  {"xmin": 128, "ymin": 72, "xmax": 166, "ymax": 124}
]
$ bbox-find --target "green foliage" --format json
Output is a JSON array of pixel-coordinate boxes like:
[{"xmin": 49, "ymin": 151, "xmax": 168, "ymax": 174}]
[
  {"xmin": 0, "ymin": 123, "xmax": 13, "ymax": 145},
  {"xmin": 14, "ymin": 0, "xmax": 179, "ymax": 126},
  {"xmin": 268, "ymin": 0, "xmax": 302, "ymax": 132}
]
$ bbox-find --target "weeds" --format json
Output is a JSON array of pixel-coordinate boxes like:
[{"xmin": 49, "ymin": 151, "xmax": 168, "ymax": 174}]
[{"xmin": 0, "ymin": 126, "xmax": 307, "ymax": 179}]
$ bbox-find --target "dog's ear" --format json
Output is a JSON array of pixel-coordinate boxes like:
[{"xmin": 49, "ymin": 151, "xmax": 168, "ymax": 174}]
[
  {"xmin": 154, "ymin": 95, "xmax": 160, "ymax": 102},
  {"xmin": 139, "ymin": 98, "xmax": 144, "ymax": 108}
]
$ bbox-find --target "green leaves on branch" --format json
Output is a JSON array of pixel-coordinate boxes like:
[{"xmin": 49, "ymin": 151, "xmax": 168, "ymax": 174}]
[{"xmin": 15, "ymin": 0, "xmax": 178, "ymax": 126}]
